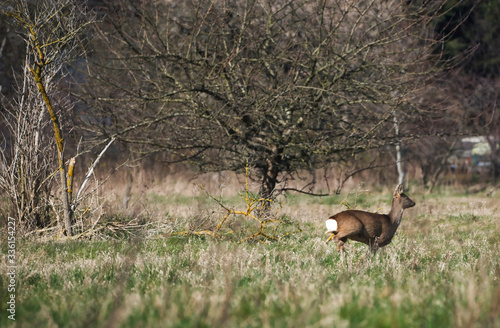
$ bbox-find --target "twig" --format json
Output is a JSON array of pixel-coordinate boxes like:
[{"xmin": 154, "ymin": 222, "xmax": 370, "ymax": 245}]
[
  {"xmin": 335, "ymin": 161, "xmax": 396, "ymax": 194},
  {"xmin": 73, "ymin": 137, "xmax": 115, "ymax": 208},
  {"xmin": 280, "ymin": 187, "xmax": 329, "ymax": 197},
  {"xmin": 0, "ymin": 36, "xmax": 6, "ymax": 58},
  {"xmin": 25, "ymin": 226, "xmax": 59, "ymax": 236}
]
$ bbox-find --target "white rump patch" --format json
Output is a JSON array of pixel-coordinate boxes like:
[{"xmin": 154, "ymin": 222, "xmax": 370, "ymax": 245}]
[{"xmin": 325, "ymin": 219, "xmax": 338, "ymax": 233}]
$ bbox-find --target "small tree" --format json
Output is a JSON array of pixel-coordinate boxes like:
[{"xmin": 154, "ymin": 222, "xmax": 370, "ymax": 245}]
[
  {"xmin": 2, "ymin": 0, "xmax": 95, "ymax": 235},
  {"xmin": 86, "ymin": 0, "xmax": 456, "ymax": 198}
]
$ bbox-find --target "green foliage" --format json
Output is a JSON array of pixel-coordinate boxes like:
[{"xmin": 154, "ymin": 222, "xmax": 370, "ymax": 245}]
[{"xmin": 436, "ymin": 0, "xmax": 500, "ymax": 76}]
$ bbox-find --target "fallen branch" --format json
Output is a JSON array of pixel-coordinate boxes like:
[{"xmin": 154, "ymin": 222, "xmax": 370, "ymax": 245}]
[{"xmin": 175, "ymin": 165, "xmax": 302, "ymax": 243}]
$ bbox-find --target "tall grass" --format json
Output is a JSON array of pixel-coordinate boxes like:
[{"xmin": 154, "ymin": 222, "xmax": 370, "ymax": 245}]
[{"xmin": 1, "ymin": 194, "xmax": 499, "ymax": 327}]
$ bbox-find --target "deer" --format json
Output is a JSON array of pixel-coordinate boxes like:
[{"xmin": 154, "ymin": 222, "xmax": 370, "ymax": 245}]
[{"xmin": 325, "ymin": 184, "xmax": 415, "ymax": 253}]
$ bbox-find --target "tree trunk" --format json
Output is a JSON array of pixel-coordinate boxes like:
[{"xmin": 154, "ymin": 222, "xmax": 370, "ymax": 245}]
[
  {"xmin": 486, "ymin": 136, "xmax": 500, "ymax": 184},
  {"xmin": 32, "ymin": 67, "xmax": 73, "ymax": 236},
  {"xmin": 393, "ymin": 111, "xmax": 405, "ymax": 186},
  {"xmin": 260, "ymin": 171, "xmax": 278, "ymax": 200},
  {"xmin": 427, "ymin": 139, "xmax": 457, "ymax": 194},
  {"xmin": 259, "ymin": 152, "xmax": 283, "ymax": 201}
]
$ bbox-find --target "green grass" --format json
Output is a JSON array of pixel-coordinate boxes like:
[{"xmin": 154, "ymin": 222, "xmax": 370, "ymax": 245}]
[
  {"xmin": 284, "ymin": 190, "xmax": 389, "ymax": 209},
  {"xmin": 1, "ymin": 195, "xmax": 500, "ymax": 327}
]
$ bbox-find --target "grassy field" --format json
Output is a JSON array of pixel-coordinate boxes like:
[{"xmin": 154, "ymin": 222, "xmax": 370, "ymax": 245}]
[{"xmin": 1, "ymin": 190, "xmax": 500, "ymax": 327}]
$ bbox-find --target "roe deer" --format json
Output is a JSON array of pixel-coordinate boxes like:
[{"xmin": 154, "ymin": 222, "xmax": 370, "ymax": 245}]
[{"xmin": 325, "ymin": 184, "xmax": 415, "ymax": 252}]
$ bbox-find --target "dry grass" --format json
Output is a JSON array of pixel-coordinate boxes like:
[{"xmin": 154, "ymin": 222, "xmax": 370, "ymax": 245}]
[{"xmin": 1, "ymin": 184, "xmax": 500, "ymax": 327}]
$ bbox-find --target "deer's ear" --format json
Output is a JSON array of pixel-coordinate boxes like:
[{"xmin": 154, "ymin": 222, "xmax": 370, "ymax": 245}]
[{"xmin": 394, "ymin": 184, "xmax": 403, "ymax": 196}]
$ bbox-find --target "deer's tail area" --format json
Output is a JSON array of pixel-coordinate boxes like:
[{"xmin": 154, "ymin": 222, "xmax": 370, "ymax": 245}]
[{"xmin": 325, "ymin": 218, "xmax": 338, "ymax": 234}]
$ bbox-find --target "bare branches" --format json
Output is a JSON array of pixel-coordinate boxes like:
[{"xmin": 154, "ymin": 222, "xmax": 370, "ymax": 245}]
[
  {"xmin": 2, "ymin": 0, "xmax": 94, "ymax": 71},
  {"xmin": 0, "ymin": 53, "xmax": 55, "ymax": 233},
  {"xmin": 176, "ymin": 166, "xmax": 301, "ymax": 242},
  {"xmin": 1, "ymin": 0, "xmax": 101, "ymax": 236},
  {"xmin": 84, "ymin": 0, "xmax": 457, "ymax": 197}
]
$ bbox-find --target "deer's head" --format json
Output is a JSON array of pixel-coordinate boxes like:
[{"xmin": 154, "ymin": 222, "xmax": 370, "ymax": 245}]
[{"xmin": 393, "ymin": 184, "xmax": 416, "ymax": 209}]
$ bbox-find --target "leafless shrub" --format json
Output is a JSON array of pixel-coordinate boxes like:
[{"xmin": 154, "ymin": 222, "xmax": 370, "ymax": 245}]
[
  {"xmin": 176, "ymin": 166, "xmax": 301, "ymax": 243},
  {"xmin": 1, "ymin": 0, "xmax": 116, "ymax": 236},
  {"xmin": 0, "ymin": 60, "xmax": 56, "ymax": 233}
]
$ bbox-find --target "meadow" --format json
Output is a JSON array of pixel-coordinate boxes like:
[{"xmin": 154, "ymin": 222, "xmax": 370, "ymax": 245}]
[{"xmin": 1, "ymin": 187, "xmax": 499, "ymax": 327}]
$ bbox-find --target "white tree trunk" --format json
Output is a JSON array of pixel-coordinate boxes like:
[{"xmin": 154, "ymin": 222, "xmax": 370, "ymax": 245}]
[{"xmin": 393, "ymin": 111, "xmax": 405, "ymax": 186}]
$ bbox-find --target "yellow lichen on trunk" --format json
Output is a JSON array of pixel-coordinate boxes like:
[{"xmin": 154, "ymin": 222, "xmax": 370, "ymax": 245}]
[
  {"xmin": 31, "ymin": 68, "xmax": 73, "ymax": 236},
  {"xmin": 67, "ymin": 157, "xmax": 76, "ymax": 202},
  {"xmin": 21, "ymin": 24, "xmax": 74, "ymax": 235}
]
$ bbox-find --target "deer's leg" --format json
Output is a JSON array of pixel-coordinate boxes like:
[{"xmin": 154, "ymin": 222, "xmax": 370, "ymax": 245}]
[
  {"xmin": 333, "ymin": 220, "xmax": 363, "ymax": 252},
  {"xmin": 336, "ymin": 237, "xmax": 348, "ymax": 252},
  {"xmin": 369, "ymin": 237, "xmax": 380, "ymax": 254}
]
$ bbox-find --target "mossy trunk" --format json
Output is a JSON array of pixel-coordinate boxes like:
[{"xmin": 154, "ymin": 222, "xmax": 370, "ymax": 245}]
[{"xmin": 32, "ymin": 66, "xmax": 73, "ymax": 236}]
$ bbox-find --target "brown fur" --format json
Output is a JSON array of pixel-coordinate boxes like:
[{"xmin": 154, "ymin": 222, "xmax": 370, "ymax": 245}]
[{"xmin": 326, "ymin": 184, "xmax": 415, "ymax": 252}]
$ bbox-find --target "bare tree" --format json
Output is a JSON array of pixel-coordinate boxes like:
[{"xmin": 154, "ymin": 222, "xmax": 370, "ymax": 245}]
[
  {"xmin": 1, "ymin": 0, "xmax": 96, "ymax": 235},
  {"xmin": 0, "ymin": 57, "xmax": 56, "ymax": 232},
  {"xmin": 84, "ymin": 0, "xmax": 456, "ymax": 198},
  {"xmin": 464, "ymin": 76, "xmax": 500, "ymax": 183},
  {"xmin": 411, "ymin": 71, "xmax": 500, "ymax": 191}
]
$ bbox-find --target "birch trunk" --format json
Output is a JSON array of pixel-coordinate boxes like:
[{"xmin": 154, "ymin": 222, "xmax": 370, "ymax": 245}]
[{"xmin": 393, "ymin": 111, "xmax": 405, "ymax": 186}]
